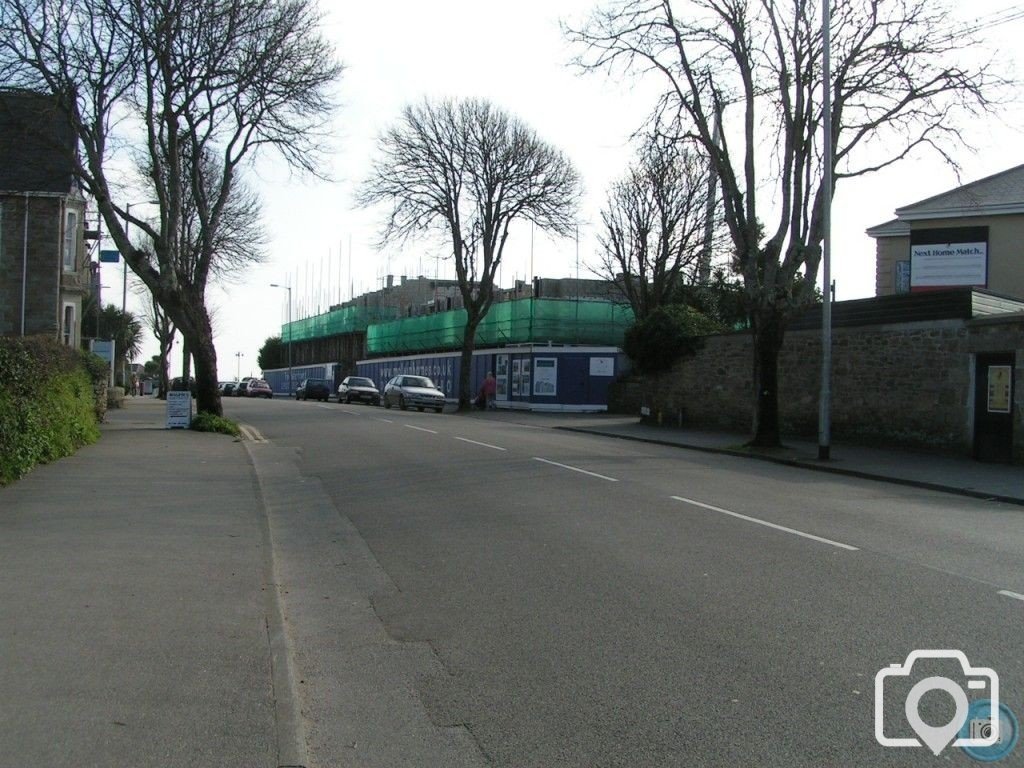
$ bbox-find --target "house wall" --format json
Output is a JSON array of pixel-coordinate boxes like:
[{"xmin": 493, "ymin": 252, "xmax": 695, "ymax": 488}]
[
  {"xmin": 875, "ymin": 214, "xmax": 1024, "ymax": 299},
  {"xmin": 610, "ymin": 315, "xmax": 1024, "ymax": 461},
  {"xmin": 1, "ymin": 195, "xmax": 59, "ymax": 337}
]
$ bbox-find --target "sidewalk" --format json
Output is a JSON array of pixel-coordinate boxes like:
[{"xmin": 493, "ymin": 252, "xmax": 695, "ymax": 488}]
[
  {"xmin": 462, "ymin": 409, "xmax": 1024, "ymax": 505},
  {"xmin": 0, "ymin": 397, "xmax": 280, "ymax": 768}
]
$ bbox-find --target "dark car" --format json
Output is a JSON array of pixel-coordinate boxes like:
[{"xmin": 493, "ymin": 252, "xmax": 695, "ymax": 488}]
[
  {"xmin": 296, "ymin": 378, "xmax": 332, "ymax": 402},
  {"xmin": 382, "ymin": 375, "xmax": 445, "ymax": 413},
  {"xmin": 221, "ymin": 381, "xmax": 237, "ymax": 396},
  {"xmin": 235, "ymin": 380, "xmax": 251, "ymax": 397},
  {"xmin": 247, "ymin": 379, "xmax": 273, "ymax": 399},
  {"xmin": 169, "ymin": 376, "xmax": 197, "ymax": 396},
  {"xmin": 338, "ymin": 376, "xmax": 380, "ymax": 405}
]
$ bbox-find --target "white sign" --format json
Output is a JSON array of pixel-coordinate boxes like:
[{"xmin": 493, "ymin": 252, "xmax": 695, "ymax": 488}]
[
  {"xmin": 533, "ymin": 358, "xmax": 557, "ymax": 396},
  {"xmin": 589, "ymin": 356, "xmax": 615, "ymax": 376},
  {"xmin": 910, "ymin": 242, "xmax": 987, "ymax": 288},
  {"xmin": 166, "ymin": 391, "xmax": 193, "ymax": 429}
]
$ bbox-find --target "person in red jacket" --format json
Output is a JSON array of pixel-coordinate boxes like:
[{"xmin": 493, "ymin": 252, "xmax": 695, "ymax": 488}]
[{"xmin": 477, "ymin": 371, "xmax": 497, "ymax": 409}]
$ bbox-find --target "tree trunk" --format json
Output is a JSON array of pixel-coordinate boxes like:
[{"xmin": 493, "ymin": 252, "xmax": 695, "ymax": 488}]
[
  {"xmin": 166, "ymin": 294, "xmax": 222, "ymax": 416},
  {"xmin": 457, "ymin": 314, "xmax": 482, "ymax": 412},
  {"xmin": 748, "ymin": 308, "xmax": 784, "ymax": 447}
]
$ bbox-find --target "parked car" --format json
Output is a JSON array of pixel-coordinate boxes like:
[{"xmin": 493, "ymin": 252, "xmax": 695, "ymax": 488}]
[
  {"xmin": 222, "ymin": 381, "xmax": 237, "ymax": 396},
  {"xmin": 296, "ymin": 378, "xmax": 332, "ymax": 402},
  {"xmin": 234, "ymin": 376, "xmax": 255, "ymax": 396},
  {"xmin": 247, "ymin": 379, "xmax": 273, "ymax": 399},
  {"xmin": 169, "ymin": 376, "xmax": 197, "ymax": 396},
  {"xmin": 338, "ymin": 376, "xmax": 380, "ymax": 405},
  {"xmin": 382, "ymin": 375, "xmax": 445, "ymax": 412}
]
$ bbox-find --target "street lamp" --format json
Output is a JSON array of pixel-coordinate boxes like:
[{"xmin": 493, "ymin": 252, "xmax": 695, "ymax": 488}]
[
  {"xmin": 235, "ymin": 351, "xmax": 244, "ymax": 382},
  {"xmin": 270, "ymin": 283, "xmax": 292, "ymax": 397},
  {"xmin": 818, "ymin": 0, "xmax": 834, "ymax": 461},
  {"xmin": 122, "ymin": 198, "xmax": 158, "ymax": 389}
]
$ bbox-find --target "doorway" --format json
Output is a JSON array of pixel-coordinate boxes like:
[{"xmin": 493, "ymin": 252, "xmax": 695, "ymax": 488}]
[{"xmin": 973, "ymin": 353, "xmax": 1015, "ymax": 463}]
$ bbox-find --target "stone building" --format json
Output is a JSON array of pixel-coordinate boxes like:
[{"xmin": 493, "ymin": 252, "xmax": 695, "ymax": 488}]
[
  {"xmin": 0, "ymin": 89, "xmax": 90, "ymax": 346},
  {"xmin": 868, "ymin": 164, "xmax": 1024, "ymax": 300}
]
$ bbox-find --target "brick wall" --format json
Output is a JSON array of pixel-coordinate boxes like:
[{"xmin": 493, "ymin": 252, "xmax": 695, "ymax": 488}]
[{"xmin": 611, "ymin": 315, "xmax": 1024, "ymax": 461}]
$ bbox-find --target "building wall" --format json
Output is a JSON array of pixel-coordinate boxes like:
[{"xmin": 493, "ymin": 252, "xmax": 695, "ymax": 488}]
[
  {"xmin": 875, "ymin": 214, "xmax": 1024, "ymax": 299},
  {"xmin": 874, "ymin": 235, "xmax": 910, "ymax": 296},
  {"xmin": 0, "ymin": 194, "xmax": 88, "ymax": 343},
  {"xmin": 611, "ymin": 316, "xmax": 1024, "ymax": 461}
]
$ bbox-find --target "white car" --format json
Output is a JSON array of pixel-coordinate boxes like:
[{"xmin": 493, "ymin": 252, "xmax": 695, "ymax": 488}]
[{"xmin": 382, "ymin": 375, "xmax": 445, "ymax": 412}]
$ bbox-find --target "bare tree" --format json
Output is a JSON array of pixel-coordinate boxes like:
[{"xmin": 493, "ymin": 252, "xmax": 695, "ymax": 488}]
[
  {"xmin": 598, "ymin": 133, "xmax": 719, "ymax": 320},
  {"xmin": 0, "ymin": 0, "xmax": 340, "ymax": 415},
  {"xmin": 568, "ymin": 0, "xmax": 1002, "ymax": 445},
  {"xmin": 143, "ymin": 294, "xmax": 175, "ymax": 399},
  {"xmin": 361, "ymin": 98, "xmax": 581, "ymax": 410}
]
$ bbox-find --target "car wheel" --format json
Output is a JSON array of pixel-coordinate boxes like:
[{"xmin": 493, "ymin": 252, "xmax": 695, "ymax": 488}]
[
  {"xmin": 417, "ymin": 406, "xmax": 424, "ymax": 412},
  {"xmin": 346, "ymin": 395, "xmax": 352, "ymax": 404},
  {"xmin": 398, "ymin": 395, "xmax": 407, "ymax": 411},
  {"xmin": 434, "ymin": 407, "xmax": 443, "ymax": 413},
  {"xmin": 383, "ymin": 398, "xmax": 391, "ymax": 409}
]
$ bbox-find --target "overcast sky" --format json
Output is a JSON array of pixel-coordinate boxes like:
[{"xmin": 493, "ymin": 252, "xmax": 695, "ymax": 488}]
[{"xmin": 118, "ymin": 0, "xmax": 1023, "ymax": 380}]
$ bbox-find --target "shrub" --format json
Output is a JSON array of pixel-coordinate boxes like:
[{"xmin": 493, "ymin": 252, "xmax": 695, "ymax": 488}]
[
  {"xmin": 0, "ymin": 336, "xmax": 102, "ymax": 485},
  {"xmin": 190, "ymin": 412, "xmax": 241, "ymax": 437},
  {"xmin": 623, "ymin": 305, "xmax": 724, "ymax": 374}
]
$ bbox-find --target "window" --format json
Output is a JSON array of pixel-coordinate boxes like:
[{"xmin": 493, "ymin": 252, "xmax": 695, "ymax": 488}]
[
  {"xmin": 62, "ymin": 304, "xmax": 74, "ymax": 346},
  {"xmin": 63, "ymin": 210, "xmax": 78, "ymax": 272}
]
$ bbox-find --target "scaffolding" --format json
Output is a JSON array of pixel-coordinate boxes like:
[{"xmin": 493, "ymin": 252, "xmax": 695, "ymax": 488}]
[
  {"xmin": 364, "ymin": 298, "xmax": 634, "ymax": 355},
  {"xmin": 282, "ymin": 304, "xmax": 400, "ymax": 343}
]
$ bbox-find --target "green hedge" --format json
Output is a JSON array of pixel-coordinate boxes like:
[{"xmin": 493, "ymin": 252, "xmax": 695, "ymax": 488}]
[{"xmin": 0, "ymin": 336, "xmax": 106, "ymax": 486}]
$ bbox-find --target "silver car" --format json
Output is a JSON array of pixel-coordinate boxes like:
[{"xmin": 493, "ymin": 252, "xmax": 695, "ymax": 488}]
[{"xmin": 382, "ymin": 375, "xmax": 445, "ymax": 413}]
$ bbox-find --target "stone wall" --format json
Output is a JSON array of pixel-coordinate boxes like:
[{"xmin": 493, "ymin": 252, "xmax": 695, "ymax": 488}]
[{"xmin": 610, "ymin": 314, "xmax": 1024, "ymax": 461}]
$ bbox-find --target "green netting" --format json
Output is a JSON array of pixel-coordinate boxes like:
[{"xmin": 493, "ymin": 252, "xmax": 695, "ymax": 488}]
[
  {"xmin": 365, "ymin": 298, "xmax": 634, "ymax": 355},
  {"xmin": 282, "ymin": 304, "xmax": 400, "ymax": 342}
]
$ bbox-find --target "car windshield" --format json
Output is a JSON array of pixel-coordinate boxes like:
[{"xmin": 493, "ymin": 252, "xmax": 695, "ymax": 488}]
[
  {"xmin": 403, "ymin": 376, "xmax": 433, "ymax": 388},
  {"xmin": 349, "ymin": 378, "xmax": 375, "ymax": 387}
]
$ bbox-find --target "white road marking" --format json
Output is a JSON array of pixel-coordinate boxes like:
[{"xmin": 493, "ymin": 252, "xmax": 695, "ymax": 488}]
[
  {"xmin": 998, "ymin": 590, "xmax": 1024, "ymax": 603},
  {"xmin": 375, "ymin": 418, "xmax": 394, "ymax": 424},
  {"xmin": 404, "ymin": 424, "xmax": 438, "ymax": 434},
  {"xmin": 334, "ymin": 407, "xmax": 359, "ymax": 415},
  {"xmin": 532, "ymin": 457, "xmax": 618, "ymax": 482},
  {"xmin": 670, "ymin": 496, "xmax": 859, "ymax": 551},
  {"xmin": 454, "ymin": 436, "xmax": 507, "ymax": 451}
]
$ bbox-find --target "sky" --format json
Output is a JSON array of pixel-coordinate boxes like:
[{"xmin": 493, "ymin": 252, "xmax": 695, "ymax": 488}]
[{"xmin": 114, "ymin": 0, "xmax": 1024, "ymax": 381}]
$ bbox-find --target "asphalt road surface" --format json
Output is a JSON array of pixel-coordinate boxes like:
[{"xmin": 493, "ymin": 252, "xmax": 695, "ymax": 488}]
[{"xmin": 227, "ymin": 396, "xmax": 1024, "ymax": 767}]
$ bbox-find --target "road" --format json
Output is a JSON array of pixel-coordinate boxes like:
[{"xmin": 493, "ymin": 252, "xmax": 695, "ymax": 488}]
[{"xmin": 227, "ymin": 396, "xmax": 1024, "ymax": 767}]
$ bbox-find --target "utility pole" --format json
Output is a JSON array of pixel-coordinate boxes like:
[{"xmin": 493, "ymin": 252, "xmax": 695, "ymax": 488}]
[
  {"xmin": 818, "ymin": 0, "xmax": 834, "ymax": 461},
  {"xmin": 235, "ymin": 351, "xmax": 244, "ymax": 381}
]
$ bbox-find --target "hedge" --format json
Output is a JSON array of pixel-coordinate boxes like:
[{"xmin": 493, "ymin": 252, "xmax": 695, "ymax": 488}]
[{"xmin": 0, "ymin": 336, "xmax": 107, "ymax": 486}]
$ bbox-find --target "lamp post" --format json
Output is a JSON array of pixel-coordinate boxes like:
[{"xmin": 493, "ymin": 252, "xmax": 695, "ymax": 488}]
[
  {"xmin": 270, "ymin": 283, "xmax": 292, "ymax": 397},
  {"xmin": 122, "ymin": 199, "xmax": 157, "ymax": 389},
  {"xmin": 235, "ymin": 351, "xmax": 244, "ymax": 382},
  {"xmin": 818, "ymin": 0, "xmax": 833, "ymax": 460}
]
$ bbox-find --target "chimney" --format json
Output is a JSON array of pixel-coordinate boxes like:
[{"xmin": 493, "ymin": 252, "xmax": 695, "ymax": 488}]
[
  {"xmin": 386, "ymin": 274, "xmax": 394, "ymax": 289},
  {"xmin": 401, "ymin": 275, "xmax": 407, "ymax": 285}
]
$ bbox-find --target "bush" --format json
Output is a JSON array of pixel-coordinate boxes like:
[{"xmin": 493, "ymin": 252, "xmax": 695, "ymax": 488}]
[
  {"xmin": 623, "ymin": 305, "xmax": 724, "ymax": 374},
  {"xmin": 0, "ymin": 336, "xmax": 104, "ymax": 485},
  {"xmin": 190, "ymin": 412, "xmax": 241, "ymax": 437}
]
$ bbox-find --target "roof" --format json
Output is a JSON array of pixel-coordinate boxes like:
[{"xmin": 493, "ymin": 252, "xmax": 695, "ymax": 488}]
[
  {"xmin": 867, "ymin": 164, "xmax": 1024, "ymax": 236},
  {"xmin": 0, "ymin": 89, "xmax": 78, "ymax": 194}
]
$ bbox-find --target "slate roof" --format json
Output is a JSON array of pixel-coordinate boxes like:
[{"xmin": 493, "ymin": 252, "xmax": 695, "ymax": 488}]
[
  {"xmin": 894, "ymin": 164, "xmax": 1024, "ymax": 219},
  {"xmin": 0, "ymin": 89, "xmax": 78, "ymax": 194}
]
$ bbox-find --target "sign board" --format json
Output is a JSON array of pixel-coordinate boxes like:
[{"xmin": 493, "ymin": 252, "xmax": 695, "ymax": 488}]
[
  {"xmin": 495, "ymin": 355, "xmax": 509, "ymax": 401},
  {"xmin": 90, "ymin": 339, "xmax": 116, "ymax": 386},
  {"xmin": 987, "ymin": 365, "xmax": 1012, "ymax": 414},
  {"xmin": 166, "ymin": 390, "xmax": 193, "ymax": 429},
  {"xmin": 533, "ymin": 358, "xmax": 557, "ymax": 396},
  {"xmin": 589, "ymin": 356, "xmax": 615, "ymax": 377},
  {"xmin": 520, "ymin": 359, "xmax": 531, "ymax": 398},
  {"xmin": 511, "ymin": 359, "xmax": 521, "ymax": 396},
  {"xmin": 895, "ymin": 261, "xmax": 911, "ymax": 294},
  {"xmin": 99, "ymin": 249, "xmax": 120, "ymax": 263},
  {"xmin": 910, "ymin": 242, "xmax": 987, "ymax": 289}
]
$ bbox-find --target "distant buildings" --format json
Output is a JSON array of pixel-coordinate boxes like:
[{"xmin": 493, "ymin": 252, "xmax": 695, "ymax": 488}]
[{"xmin": 0, "ymin": 89, "xmax": 91, "ymax": 345}]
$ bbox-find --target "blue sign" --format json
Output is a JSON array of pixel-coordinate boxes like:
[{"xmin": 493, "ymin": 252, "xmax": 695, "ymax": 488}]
[{"xmin": 99, "ymin": 249, "xmax": 120, "ymax": 263}]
